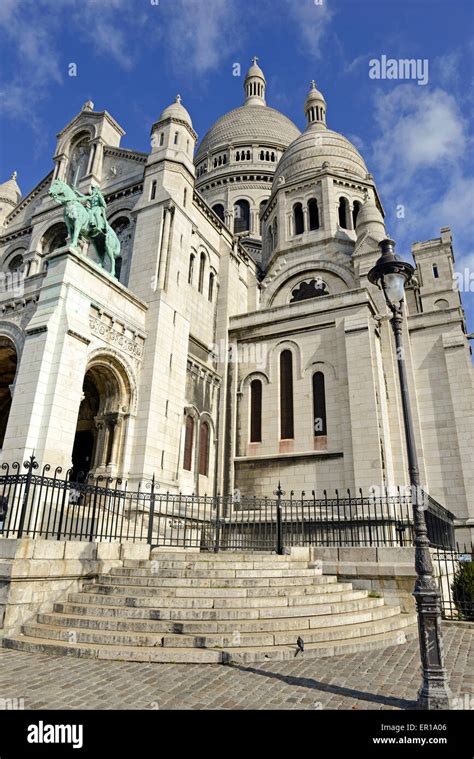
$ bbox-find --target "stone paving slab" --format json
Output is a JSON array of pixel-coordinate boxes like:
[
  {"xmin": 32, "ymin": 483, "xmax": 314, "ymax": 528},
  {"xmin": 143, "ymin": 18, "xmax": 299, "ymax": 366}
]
[{"xmin": 0, "ymin": 626, "xmax": 471, "ymax": 711}]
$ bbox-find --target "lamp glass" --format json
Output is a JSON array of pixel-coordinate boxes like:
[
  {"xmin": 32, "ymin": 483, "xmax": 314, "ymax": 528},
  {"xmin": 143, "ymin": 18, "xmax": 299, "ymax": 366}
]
[{"xmin": 383, "ymin": 272, "xmax": 406, "ymax": 307}]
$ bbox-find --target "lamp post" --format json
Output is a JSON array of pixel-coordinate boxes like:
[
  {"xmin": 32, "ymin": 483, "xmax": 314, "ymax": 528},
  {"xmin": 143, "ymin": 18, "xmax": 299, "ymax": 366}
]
[{"xmin": 368, "ymin": 239, "xmax": 451, "ymax": 710}]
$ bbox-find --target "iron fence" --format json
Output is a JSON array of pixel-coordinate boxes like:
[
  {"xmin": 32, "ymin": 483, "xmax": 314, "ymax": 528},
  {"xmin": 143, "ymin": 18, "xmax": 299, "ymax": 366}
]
[
  {"xmin": 0, "ymin": 456, "xmax": 457, "ymax": 553},
  {"xmin": 432, "ymin": 544, "xmax": 474, "ymax": 621}
]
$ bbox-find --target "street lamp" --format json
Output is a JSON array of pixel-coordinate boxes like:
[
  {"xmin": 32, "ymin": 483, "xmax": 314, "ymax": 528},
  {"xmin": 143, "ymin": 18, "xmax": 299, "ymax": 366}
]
[{"xmin": 368, "ymin": 238, "xmax": 451, "ymax": 710}]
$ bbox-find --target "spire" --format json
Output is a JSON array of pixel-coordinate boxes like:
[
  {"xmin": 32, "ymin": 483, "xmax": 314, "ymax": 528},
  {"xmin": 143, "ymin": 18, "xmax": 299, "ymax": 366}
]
[
  {"xmin": 304, "ymin": 80, "xmax": 327, "ymax": 129},
  {"xmin": 244, "ymin": 56, "xmax": 266, "ymax": 106}
]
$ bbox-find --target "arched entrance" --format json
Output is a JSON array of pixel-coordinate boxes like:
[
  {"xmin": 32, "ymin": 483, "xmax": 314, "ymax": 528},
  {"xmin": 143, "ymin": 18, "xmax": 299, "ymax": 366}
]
[
  {"xmin": 0, "ymin": 338, "xmax": 18, "ymax": 449},
  {"xmin": 71, "ymin": 359, "xmax": 131, "ymax": 479}
]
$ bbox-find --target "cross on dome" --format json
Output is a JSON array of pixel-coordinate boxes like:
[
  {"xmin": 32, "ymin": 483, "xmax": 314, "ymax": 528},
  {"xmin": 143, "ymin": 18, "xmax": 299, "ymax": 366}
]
[
  {"xmin": 252, "ymin": 56, "xmax": 259, "ymax": 65},
  {"xmin": 176, "ymin": 95, "xmax": 182, "ymax": 104}
]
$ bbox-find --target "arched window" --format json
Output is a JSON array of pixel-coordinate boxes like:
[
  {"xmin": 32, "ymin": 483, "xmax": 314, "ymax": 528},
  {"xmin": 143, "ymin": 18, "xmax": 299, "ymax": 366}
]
[
  {"xmin": 234, "ymin": 200, "xmax": 250, "ymax": 233},
  {"xmin": 268, "ymin": 227, "xmax": 274, "ymax": 254},
  {"xmin": 67, "ymin": 134, "xmax": 91, "ymax": 186},
  {"xmin": 188, "ymin": 253, "xmax": 195, "ymax": 285},
  {"xmin": 159, "ymin": 133, "xmax": 164, "ymax": 146},
  {"xmin": 338, "ymin": 197, "xmax": 349, "ymax": 229},
  {"xmin": 266, "ymin": 151, "xmax": 270, "ymax": 161},
  {"xmin": 260, "ymin": 151, "xmax": 265, "ymax": 160},
  {"xmin": 198, "ymin": 252, "xmax": 206, "ymax": 293},
  {"xmin": 250, "ymin": 380, "xmax": 262, "ymax": 443},
  {"xmin": 199, "ymin": 422, "xmax": 210, "ymax": 477},
  {"xmin": 0, "ymin": 337, "xmax": 18, "ymax": 449},
  {"xmin": 259, "ymin": 200, "xmax": 268, "ymax": 236},
  {"xmin": 183, "ymin": 416, "xmax": 194, "ymax": 471},
  {"xmin": 183, "ymin": 188, "xmax": 187, "ymax": 207},
  {"xmin": 208, "ymin": 272, "xmax": 215, "ymax": 302},
  {"xmin": 308, "ymin": 199, "xmax": 320, "ymax": 231},
  {"xmin": 273, "ymin": 218, "xmax": 278, "ymax": 249},
  {"xmin": 271, "ymin": 152, "xmax": 275, "ymax": 162},
  {"xmin": 236, "ymin": 152, "xmax": 240, "ymax": 162},
  {"xmin": 352, "ymin": 200, "xmax": 361, "ymax": 229},
  {"xmin": 280, "ymin": 350, "xmax": 294, "ymax": 440},
  {"xmin": 294, "ymin": 203, "xmax": 304, "ymax": 236},
  {"xmin": 174, "ymin": 132, "xmax": 179, "ymax": 145},
  {"xmin": 246, "ymin": 150, "xmax": 251, "ymax": 161},
  {"xmin": 8, "ymin": 254, "xmax": 24, "ymax": 273},
  {"xmin": 433, "ymin": 264, "xmax": 439, "ymax": 279},
  {"xmin": 111, "ymin": 217, "xmax": 132, "ymax": 284},
  {"xmin": 41, "ymin": 222, "xmax": 68, "ymax": 256},
  {"xmin": 212, "ymin": 204, "xmax": 225, "ymax": 223},
  {"xmin": 312, "ymin": 372, "xmax": 327, "ymax": 437},
  {"xmin": 150, "ymin": 181, "xmax": 157, "ymax": 201}
]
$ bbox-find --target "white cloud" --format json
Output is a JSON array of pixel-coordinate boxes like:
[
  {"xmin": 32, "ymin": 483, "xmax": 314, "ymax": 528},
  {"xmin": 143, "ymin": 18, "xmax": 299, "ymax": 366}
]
[
  {"xmin": 369, "ymin": 78, "xmax": 474, "ymax": 327},
  {"xmin": 285, "ymin": 0, "xmax": 333, "ymax": 59},
  {"xmin": 372, "ymin": 85, "xmax": 466, "ymax": 184},
  {"xmin": 164, "ymin": 0, "xmax": 239, "ymax": 75}
]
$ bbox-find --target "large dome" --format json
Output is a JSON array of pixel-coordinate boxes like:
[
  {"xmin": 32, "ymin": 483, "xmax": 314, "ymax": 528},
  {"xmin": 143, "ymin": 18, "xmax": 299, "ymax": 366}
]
[
  {"xmin": 273, "ymin": 127, "xmax": 368, "ymax": 187},
  {"xmin": 196, "ymin": 104, "xmax": 300, "ymax": 160}
]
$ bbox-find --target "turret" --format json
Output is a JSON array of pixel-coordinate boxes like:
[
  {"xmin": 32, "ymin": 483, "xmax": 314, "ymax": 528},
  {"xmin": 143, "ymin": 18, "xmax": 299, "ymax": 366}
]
[
  {"xmin": 0, "ymin": 172, "xmax": 22, "ymax": 227},
  {"xmin": 244, "ymin": 57, "xmax": 266, "ymax": 106}
]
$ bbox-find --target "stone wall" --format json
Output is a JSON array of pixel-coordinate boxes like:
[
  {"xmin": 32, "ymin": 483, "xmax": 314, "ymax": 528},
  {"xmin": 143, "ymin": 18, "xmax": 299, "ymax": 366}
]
[
  {"xmin": 0, "ymin": 538, "xmax": 126, "ymax": 636},
  {"xmin": 310, "ymin": 546, "xmax": 419, "ymax": 613}
]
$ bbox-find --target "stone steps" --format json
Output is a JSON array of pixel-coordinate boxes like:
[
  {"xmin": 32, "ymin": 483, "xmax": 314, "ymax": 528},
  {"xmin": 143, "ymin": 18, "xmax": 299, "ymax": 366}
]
[
  {"xmin": 2, "ymin": 551, "xmax": 417, "ymax": 663},
  {"xmin": 21, "ymin": 609, "xmax": 412, "ymax": 649},
  {"xmin": 101, "ymin": 570, "xmax": 337, "ymax": 588},
  {"xmin": 4, "ymin": 625, "xmax": 419, "ymax": 664},
  {"xmin": 79, "ymin": 584, "xmax": 367, "ymax": 606},
  {"xmin": 125, "ymin": 568, "xmax": 321, "ymax": 579},
  {"xmin": 92, "ymin": 576, "xmax": 351, "ymax": 595},
  {"xmin": 37, "ymin": 604, "xmax": 399, "ymax": 634}
]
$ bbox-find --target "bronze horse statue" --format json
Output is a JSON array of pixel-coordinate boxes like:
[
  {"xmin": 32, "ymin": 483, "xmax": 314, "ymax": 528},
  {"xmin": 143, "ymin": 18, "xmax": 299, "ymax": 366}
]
[{"xmin": 49, "ymin": 179, "xmax": 120, "ymax": 277}]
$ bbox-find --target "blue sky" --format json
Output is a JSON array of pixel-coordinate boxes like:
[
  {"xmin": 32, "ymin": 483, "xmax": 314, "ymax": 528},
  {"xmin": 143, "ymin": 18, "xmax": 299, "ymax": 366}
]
[{"xmin": 1, "ymin": 0, "xmax": 473, "ymax": 332}]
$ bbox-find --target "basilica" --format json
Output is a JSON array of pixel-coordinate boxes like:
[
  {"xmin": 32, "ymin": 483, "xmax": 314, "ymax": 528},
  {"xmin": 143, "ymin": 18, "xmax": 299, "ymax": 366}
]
[{"xmin": 0, "ymin": 59, "xmax": 472, "ymax": 541}]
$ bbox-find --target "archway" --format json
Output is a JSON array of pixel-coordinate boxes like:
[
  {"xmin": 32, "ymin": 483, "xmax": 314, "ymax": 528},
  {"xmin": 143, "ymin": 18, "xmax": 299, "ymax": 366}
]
[
  {"xmin": 71, "ymin": 360, "xmax": 131, "ymax": 479},
  {"xmin": 71, "ymin": 373, "xmax": 100, "ymax": 479},
  {"xmin": 41, "ymin": 222, "xmax": 68, "ymax": 256},
  {"xmin": 0, "ymin": 338, "xmax": 18, "ymax": 449}
]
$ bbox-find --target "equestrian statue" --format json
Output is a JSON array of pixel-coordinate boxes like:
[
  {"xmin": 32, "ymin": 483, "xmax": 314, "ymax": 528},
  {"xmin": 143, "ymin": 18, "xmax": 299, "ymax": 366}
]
[{"xmin": 49, "ymin": 179, "xmax": 121, "ymax": 277}]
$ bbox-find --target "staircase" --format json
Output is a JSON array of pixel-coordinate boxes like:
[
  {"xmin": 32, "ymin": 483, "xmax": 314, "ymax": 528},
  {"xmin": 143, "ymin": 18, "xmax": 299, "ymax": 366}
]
[{"xmin": 3, "ymin": 552, "xmax": 418, "ymax": 664}]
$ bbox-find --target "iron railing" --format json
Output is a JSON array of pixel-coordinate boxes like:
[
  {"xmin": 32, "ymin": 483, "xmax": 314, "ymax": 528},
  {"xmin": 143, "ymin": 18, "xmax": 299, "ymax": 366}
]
[
  {"xmin": 0, "ymin": 456, "xmax": 457, "ymax": 553},
  {"xmin": 432, "ymin": 544, "xmax": 474, "ymax": 621}
]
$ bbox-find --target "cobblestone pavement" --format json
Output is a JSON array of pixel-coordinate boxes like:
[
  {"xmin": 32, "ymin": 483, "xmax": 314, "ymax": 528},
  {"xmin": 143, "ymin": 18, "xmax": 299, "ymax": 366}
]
[{"xmin": 0, "ymin": 626, "xmax": 471, "ymax": 710}]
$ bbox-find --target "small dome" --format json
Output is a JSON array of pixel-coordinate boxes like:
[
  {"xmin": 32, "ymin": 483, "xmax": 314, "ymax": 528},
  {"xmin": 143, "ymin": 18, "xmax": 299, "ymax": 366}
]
[
  {"xmin": 0, "ymin": 172, "xmax": 22, "ymax": 206},
  {"xmin": 272, "ymin": 82, "xmax": 367, "ymax": 187},
  {"xmin": 158, "ymin": 95, "xmax": 193, "ymax": 128},
  {"xmin": 305, "ymin": 80, "xmax": 326, "ymax": 111},
  {"xmin": 273, "ymin": 128, "xmax": 368, "ymax": 187},
  {"xmin": 246, "ymin": 57, "xmax": 266, "ymax": 82},
  {"xmin": 355, "ymin": 195, "xmax": 386, "ymax": 241}
]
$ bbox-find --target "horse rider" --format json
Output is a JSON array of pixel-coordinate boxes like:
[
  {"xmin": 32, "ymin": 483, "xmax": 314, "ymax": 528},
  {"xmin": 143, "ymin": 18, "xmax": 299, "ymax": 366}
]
[{"xmin": 74, "ymin": 185, "xmax": 107, "ymax": 234}]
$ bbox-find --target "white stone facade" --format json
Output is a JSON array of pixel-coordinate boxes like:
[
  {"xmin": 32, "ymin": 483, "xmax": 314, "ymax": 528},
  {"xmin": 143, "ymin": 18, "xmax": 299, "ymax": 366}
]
[{"xmin": 0, "ymin": 63, "xmax": 472, "ymax": 541}]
